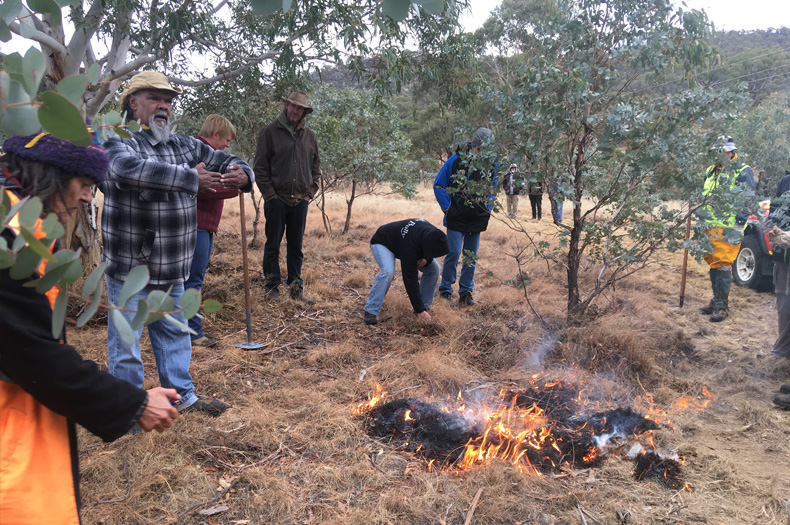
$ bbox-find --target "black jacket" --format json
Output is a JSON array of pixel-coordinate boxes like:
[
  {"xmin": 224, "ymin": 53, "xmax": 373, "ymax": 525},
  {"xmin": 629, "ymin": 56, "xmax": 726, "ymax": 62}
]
[{"xmin": 370, "ymin": 219, "xmax": 448, "ymax": 313}]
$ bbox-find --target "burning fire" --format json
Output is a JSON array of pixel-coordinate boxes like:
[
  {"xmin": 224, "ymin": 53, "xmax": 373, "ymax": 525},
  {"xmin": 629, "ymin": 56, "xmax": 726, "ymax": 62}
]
[{"xmin": 353, "ymin": 376, "xmax": 713, "ymax": 487}]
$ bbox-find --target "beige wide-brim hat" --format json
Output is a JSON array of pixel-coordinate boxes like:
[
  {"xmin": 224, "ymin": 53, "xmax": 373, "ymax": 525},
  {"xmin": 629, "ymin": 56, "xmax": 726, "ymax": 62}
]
[
  {"xmin": 281, "ymin": 90, "xmax": 314, "ymax": 114},
  {"xmin": 119, "ymin": 71, "xmax": 183, "ymax": 109}
]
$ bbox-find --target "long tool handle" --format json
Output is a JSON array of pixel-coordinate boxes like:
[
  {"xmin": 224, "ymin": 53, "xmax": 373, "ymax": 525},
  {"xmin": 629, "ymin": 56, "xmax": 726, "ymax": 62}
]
[
  {"xmin": 238, "ymin": 192, "xmax": 253, "ymax": 343},
  {"xmin": 679, "ymin": 212, "xmax": 692, "ymax": 308}
]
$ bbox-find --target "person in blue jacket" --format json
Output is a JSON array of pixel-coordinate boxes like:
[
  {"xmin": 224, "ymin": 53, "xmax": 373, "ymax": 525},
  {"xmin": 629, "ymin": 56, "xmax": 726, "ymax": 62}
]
[{"xmin": 433, "ymin": 128, "xmax": 497, "ymax": 306}]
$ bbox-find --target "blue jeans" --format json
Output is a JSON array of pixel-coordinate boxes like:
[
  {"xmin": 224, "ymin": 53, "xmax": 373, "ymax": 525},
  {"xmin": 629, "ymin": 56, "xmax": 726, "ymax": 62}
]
[
  {"xmin": 185, "ymin": 228, "xmax": 213, "ymax": 339},
  {"xmin": 263, "ymin": 198, "xmax": 309, "ymax": 289},
  {"xmin": 552, "ymin": 197, "xmax": 563, "ymax": 223},
  {"xmin": 439, "ymin": 229, "xmax": 480, "ymax": 296},
  {"xmin": 106, "ymin": 275, "xmax": 198, "ymax": 409},
  {"xmin": 364, "ymin": 244, "xmax": 440, "ymax": 315}
]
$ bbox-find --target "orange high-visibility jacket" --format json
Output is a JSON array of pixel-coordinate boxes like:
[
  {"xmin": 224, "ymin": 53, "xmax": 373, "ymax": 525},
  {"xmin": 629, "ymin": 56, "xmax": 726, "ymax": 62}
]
[{"xmin": 0, "ymin": 187, "xmax": 147, "ymax": 524}]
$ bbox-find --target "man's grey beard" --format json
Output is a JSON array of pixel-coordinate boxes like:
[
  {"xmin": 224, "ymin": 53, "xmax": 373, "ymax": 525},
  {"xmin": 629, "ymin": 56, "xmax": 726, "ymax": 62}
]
[{"xmin": 148, "ymin": 112, "xmax": 172, "ymax": 143}]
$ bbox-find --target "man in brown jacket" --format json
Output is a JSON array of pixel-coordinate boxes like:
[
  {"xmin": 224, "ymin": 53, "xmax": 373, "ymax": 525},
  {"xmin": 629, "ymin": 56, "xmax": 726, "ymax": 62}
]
[{"xmin": 254, "ymin": 91, "xmax": 321, "ymax": 304}]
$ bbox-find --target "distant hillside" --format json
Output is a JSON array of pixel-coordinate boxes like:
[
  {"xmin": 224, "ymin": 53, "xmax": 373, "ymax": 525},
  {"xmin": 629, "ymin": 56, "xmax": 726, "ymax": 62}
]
[{"xmin": 713, "ymin": 28, "xmax": 790, "ymax": 57}]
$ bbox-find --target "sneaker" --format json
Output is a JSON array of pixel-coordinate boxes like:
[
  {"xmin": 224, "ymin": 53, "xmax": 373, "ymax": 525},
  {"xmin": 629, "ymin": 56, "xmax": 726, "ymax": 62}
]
[
  {"xmin": 191, "ymin": 335, "xmax": 217, "ymax": 348},
  {"xmin": 364, "ymin": 311, "xmax": 378, "ymax": 326},
  {"xmin": 184, "ymin": 399, "xmax": 229, "ymax": 417},
  {"xmin": 459, "ymin": 293, "xmax": 478, "ymax": 306},
  {"xmin": 699, "ymin": 303, "xmax": 714, "ymax": 315},
  {"xmin": 440, "ymin": 292, "xmax": 453, "ymax": 303},
  {"xmin": 780, "ymin": 383, "xmax": 790, "ymax": 394},
  {"xmin": 773, "ymin": 394, "xmax": 790, "ymax": 409},
  {"xmin": 290, "ymin": 289, "xmax": 315, "ymax": 305},
  {"xmin": 265, "ymin": 287, "xmax": 280, "ymax": 301},
  {"xmin": 709, "ymin": 309, "xmax": 728, "ymax": 322}
]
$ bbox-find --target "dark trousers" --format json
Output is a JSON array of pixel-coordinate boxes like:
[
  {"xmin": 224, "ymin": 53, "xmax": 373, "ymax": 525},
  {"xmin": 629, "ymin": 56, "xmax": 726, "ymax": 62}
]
[
  {"xmin": 529, "ymin": 194, "xmax": 542, "ymax": 219},
  {"xmin": 263, "ymin": 198, "xmax": 309, "ymax": 290},
  {"xmin": 709, "ymin": 266, "xmax": 732, "ymax": 311}
]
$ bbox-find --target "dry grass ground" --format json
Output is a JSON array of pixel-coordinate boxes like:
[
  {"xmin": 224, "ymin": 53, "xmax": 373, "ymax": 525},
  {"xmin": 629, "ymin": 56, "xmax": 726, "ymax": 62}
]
[{"xmin": 69, "ymin": 188, "xmax": 790, "ymax": 524}]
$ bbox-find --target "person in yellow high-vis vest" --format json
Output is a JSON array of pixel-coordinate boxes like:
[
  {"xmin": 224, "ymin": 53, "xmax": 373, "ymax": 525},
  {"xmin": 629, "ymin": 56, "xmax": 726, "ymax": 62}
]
[
  {"xmin": 1, "ymin": 130, "xmax": 180, "ymax": 524},
  {"xmin": 700, "ymin": 137, "xmax": 755, "ymax": 322}
]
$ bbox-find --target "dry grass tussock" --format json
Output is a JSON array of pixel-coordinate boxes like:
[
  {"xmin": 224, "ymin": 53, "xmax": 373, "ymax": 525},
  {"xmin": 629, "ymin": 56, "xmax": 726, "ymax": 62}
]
[{"xmin": 67, "ymin": 188, "xmax": 790, "ymax": 524}]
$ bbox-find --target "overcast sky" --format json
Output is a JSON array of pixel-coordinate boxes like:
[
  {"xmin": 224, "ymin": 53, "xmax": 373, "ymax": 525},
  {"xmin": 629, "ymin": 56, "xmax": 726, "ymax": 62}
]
[
  {"xmin": 4, "ymin": 0, "xmax": 789, "ymax": 57},
  {"xmin": 460, "ymin": 0, "xmax": 790, "ymax": 32}
]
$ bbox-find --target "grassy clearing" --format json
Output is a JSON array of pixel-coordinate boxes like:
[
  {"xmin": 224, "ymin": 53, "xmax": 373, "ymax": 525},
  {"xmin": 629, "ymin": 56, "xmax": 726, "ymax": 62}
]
[{"xmin": 71, "ymin": 188, "xmax": 790, "ymax": 524}]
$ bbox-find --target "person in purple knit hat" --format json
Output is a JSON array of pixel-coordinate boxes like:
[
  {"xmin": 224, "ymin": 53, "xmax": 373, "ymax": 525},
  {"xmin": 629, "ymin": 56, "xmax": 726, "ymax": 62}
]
[{"xmin": 186, "ymin": 114, "xmax": 248, "ymax": 347}]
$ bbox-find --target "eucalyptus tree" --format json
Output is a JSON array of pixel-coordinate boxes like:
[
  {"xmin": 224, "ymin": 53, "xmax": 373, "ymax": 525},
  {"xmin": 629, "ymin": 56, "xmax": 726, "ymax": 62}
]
[
  {"xmin": 479, "ymin": 0, "xmax": 747, "ymax": 318},
  {"xmin": 310, "ymin": 85, "xmax": 412, "ymax": 234},
  {"xmin": 1, "ymin": 0, "xmax": 471, "ymax": 264}
]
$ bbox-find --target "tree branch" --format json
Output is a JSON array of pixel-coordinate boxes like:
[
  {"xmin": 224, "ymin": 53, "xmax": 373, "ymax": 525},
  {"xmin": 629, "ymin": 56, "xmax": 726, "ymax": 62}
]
[
  {"xmin": 8, "ymin": 20, "xmax": 67, "ymax": 56},
  {"xmin": 66, "ymin": 0, "xmax": 104, "ymax": 76}
]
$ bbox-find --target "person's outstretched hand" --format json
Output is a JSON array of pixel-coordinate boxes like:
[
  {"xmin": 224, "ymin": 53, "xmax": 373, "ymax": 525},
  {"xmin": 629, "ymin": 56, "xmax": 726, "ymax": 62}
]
[{"xmin": 138, "ymin": 387, "xmax": 180, "ymax": 432}]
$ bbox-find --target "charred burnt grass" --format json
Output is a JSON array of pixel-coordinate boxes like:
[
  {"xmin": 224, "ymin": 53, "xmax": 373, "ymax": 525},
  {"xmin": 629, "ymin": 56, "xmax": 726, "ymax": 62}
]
[
  {"xmin": 71, "ymin": 192, "xmax": 774, "ymax": 525},
  {"xmin": 361, "ymin": 384, "xmax": 664, "ymax": 476}
]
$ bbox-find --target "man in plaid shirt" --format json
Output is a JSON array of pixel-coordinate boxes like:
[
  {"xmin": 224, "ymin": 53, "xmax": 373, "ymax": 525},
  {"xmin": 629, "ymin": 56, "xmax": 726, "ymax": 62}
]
[{"xmin": 101, "ymin": 71, "xmax": 254, "ymax": 417}]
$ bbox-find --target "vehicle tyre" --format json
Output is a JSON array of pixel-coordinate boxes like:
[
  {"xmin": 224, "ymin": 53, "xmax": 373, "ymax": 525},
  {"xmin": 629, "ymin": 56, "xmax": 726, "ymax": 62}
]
[{"xmin": 733, "ymin": 235, "xmax": 771, "ymax": 290}]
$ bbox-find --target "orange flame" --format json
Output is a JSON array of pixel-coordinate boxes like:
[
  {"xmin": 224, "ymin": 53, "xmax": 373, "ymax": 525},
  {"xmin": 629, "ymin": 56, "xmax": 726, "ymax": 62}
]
[{"xmin": 352, "ymin": 383, "xmax": 386, "ymax": 415}]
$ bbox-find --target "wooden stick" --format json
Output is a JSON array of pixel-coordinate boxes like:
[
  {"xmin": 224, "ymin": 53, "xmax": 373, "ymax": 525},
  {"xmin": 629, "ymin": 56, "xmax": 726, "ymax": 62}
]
[
  {"xmin": 464, "ymin": 488, "xmax": 483, "ymax": 525},
  {"xmin": 679, "ymin": 212, "xmax": 692, "ymax": 308}
]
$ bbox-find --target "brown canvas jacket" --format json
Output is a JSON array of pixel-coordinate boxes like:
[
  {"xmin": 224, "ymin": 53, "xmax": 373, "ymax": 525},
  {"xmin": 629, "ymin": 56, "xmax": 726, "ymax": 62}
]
[{"xmin": 253, "ymin": 111, "xmax": 321, "ymax": 206}]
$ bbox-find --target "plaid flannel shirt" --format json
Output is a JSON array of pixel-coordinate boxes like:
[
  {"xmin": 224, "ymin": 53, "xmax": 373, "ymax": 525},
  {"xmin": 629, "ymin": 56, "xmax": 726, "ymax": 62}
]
[{"xmin": 101, "ymin": 131, "xmax": 254, "ymax": 285}]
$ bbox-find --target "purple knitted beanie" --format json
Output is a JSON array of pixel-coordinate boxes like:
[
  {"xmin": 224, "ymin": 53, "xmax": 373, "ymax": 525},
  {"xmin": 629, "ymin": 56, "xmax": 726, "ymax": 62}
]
[{"xmin": 2, "ymin": 128, "xmax": 109, "ymax": 184}]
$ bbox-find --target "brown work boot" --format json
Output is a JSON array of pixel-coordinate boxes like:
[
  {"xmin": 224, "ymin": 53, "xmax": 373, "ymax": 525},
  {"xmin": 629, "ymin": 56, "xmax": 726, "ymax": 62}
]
[
  {"xmin": 699, "ymin": 303, "xmax": 714, "ymax": 315},
  {"xmin": 265, "ymin": 287, "xmax": 280, "ymax": 302},
  {"xmin": 363, "ymin": 311, "xmax": 378, "ymax": 326}
]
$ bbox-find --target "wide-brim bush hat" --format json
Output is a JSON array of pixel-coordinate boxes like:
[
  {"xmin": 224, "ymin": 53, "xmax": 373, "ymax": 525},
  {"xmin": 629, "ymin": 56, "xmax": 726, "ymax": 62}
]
[
  {"xmin": 281, "ymin": 90, "xmax": 313, "ymax": 114},
  {"xmin": 119, "ymin": 71, "xmax": 183, "ymax": 110}
]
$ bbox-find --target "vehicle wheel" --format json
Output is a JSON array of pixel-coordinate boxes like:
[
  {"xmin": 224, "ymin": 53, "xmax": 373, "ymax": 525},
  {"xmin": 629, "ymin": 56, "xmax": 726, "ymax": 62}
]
[{"xmin": 733, "ymin": 235, "xmax": 770, "ymax": 290}]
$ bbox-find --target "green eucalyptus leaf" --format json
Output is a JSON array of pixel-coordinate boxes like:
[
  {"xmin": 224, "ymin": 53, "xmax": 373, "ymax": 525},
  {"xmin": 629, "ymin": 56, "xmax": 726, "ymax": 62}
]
[
  {"xmin": 60, "ymin": 255, "xmax": 82, "ymax": 284},
  {"xmin": 382, "ymin": 0, "xmax": 410, "ymax": 21},
  {"xmin": 51, "ymin": 287, "xmax": 67, "ymax": 340},
  {"xmin": 117, "ymin": 265, "xmax": 149, "ymax": 307},
  {"xmin": 1, "ymin": 78, "xmax": 40, "ymax": 136},
  {"xmin": 3, "ymin": 53, "xmax": 23, "ymax": 75},
  {"xmin": 0, "ymin": 0, "xmax": 22, "ymax": 25},
  {"xmin": 18, "ymin": 228, "xmax": 56, "ymax": 261},
  {"xmin": 163, "ymin": 313, "xmax": 195, "ymax": 335},
  {"xmin": 18, "ymin": 16, "xmax": 35, "ymax": 39},
  {"xmin": 9, "ymin": 245, "xmax": 42, "ymax": 280},
  {"xmin": 127, "ymin": 120, "xmax": 140, "ymax": 133},
  {"xmin": 38, "ymin": 91, "xmax": 91, "ymax": 146},
  {"xmin": 114, "ymin": 126, "xmax": 132, "ymax": 139},
  {"xmin": 144, "ymin": 289, "xmax": 167, "ymax": 322},
  {"xmin": 26, "ymin": 0, "xmax": 62, "ymax": 25},
  {"xmin": 250, "ymin": 0, "xmax": 283, "ymax": 16},
  {"xmin": 109, "ymin": 308, "xmax": 134, "ymax": 345},
  {"xmin": 17, "ymin": 197, "xmax": 43, "ymax": 229},
  {"xmin": 21, "ymin": 47, "xmax": 46, "ymax": 96},
  {"xmin": 76, "ymin": 281, "xmax": 102, "ymax": 327},
  {"xmin": 2, "ymin": 192, "xmax": 29, "ymax": 226},
  {"xmin": 0, "ymin": 249, "xmax": 13, "ymax": 269},
  {"xmin": 34, "ymin": 258, "xmax": 72, "ymax": 294},
  {"xmin": 415, "ymin": 0, "xmax": 443, "ymax": 15},
  {"xmin": 0, "ymin": 21, "xmax": 11, "ymax": 42},
  {"xmin": 86, "ymin": 63, "xmax": 101, "ymax": 85},
  {"xmin": 102, "ymin": 111, "xmax": 122, "ymax": 127},
  {"xmin": 56, "ymin": 75, "xmax": 88, "ymax": 107},
  {"xmin": 81, "ymin": 262, "xmax": 106, "ymax": 298},
  {"xmin": 282, "ymin": 0, "xmax": 292, "ymax": 11},
  {"xmin": 202, "ymin": 299, "xmax": 222, "ymax": 313},
  {"xmin": 130, "ymin": 299, "xmax": 149, "ymax": 331},
  {"xmin": 40, "ymin": 213, "xmax": 64, "ymax": 239},
  {"xmin": 181, "ymin": 287, "xmax": 201, "ymax": 319}
]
